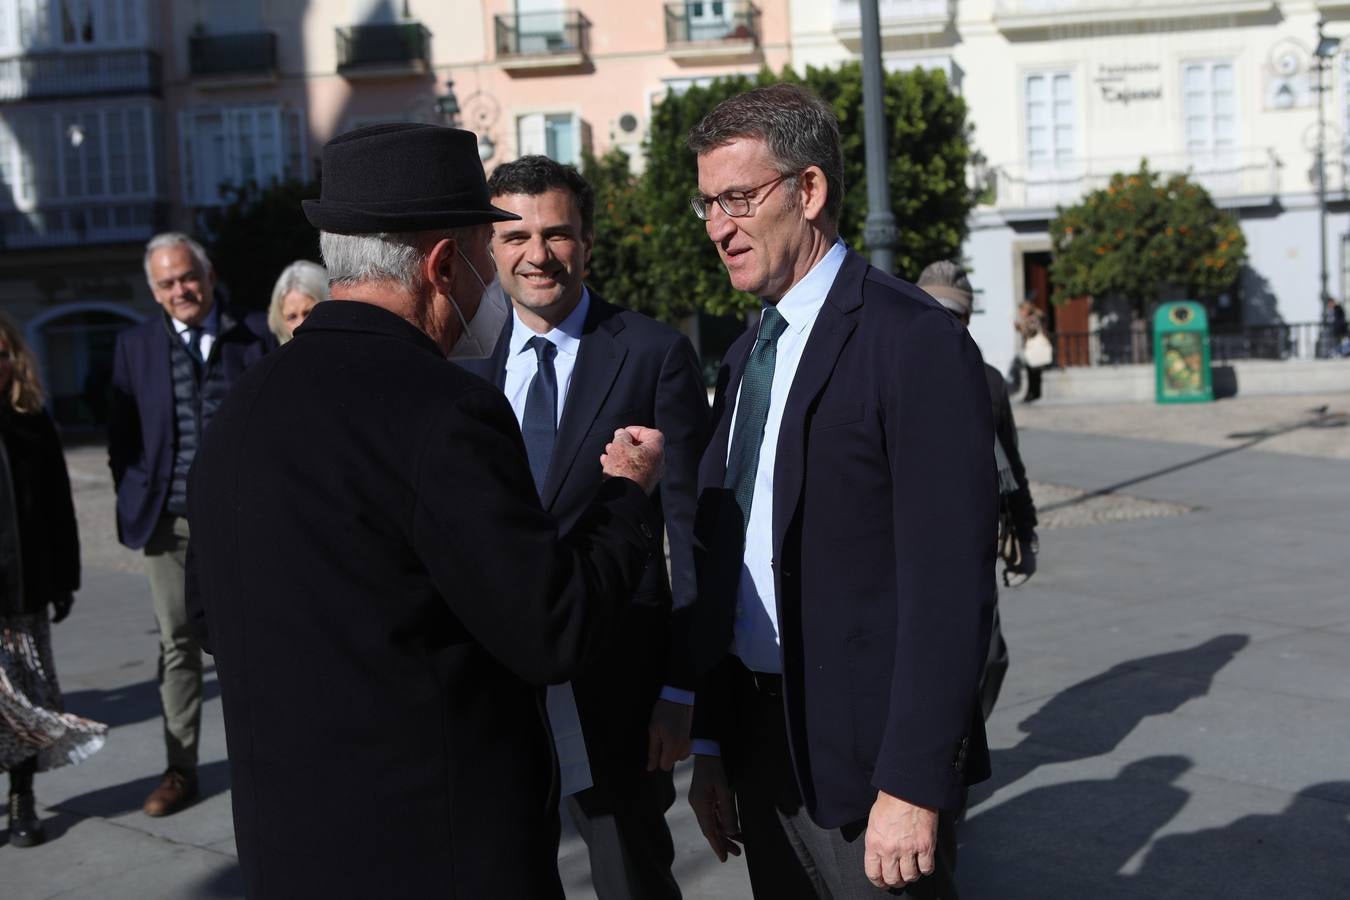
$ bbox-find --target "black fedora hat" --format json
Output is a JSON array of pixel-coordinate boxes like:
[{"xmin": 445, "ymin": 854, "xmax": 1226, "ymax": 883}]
[{"xmin": 303, "ymin": 123, "xmax": 520, "ymax": 234}]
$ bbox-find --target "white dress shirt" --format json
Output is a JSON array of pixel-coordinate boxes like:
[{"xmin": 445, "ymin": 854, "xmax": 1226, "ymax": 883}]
[
  {"xmin": 501, "ymin": 290, "xmax": 591, "ymax": 796},
  {"xmin": 730, "ymin": 239, "xmax": 847, "ymax": 674},
  {"xmin": 169, "ymin": 303, "xmax": 219, "ymax": 360}
]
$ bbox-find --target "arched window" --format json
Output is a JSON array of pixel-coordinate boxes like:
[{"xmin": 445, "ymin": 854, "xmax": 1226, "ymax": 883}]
[{"xmin": 26, "ymin": 302, "xmax": 143, "ymax": 428}]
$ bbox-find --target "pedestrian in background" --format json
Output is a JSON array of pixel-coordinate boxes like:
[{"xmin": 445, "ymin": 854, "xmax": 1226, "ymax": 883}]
[
  {"xmin": 1017, "ymin": 300, "xmax": 1051, "ymax": 402},
  {"xmin": 918, "ymin": 261, "xmax": 1039, "ymax": 721},
  {"xmin": 107, "ymin": 232, "xmax": 275, "ymax": 818},
  {"xmin": 0, "ymin": 313, "xmax": 106, "ymax": 848},
  {"xmin": 266, "ymin": 260, "xmax": 329, "ymax": 344}
]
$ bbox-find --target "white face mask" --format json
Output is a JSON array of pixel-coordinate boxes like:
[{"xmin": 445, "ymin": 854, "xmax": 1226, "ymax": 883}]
[{"xmin": 447, "ymin": 246, "xmax": 510, "ymax": 361}]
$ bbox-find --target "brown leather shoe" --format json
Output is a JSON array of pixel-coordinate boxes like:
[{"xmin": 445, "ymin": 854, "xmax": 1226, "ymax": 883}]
[{"xmin": 142, "ymin": 768, "xmax": 198, "ymax": 817}]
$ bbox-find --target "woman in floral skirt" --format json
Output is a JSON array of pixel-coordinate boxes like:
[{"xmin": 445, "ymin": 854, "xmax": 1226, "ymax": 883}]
[{"xmin": 0, "ymin": 313, "xmax": 106, "ymax": 847}]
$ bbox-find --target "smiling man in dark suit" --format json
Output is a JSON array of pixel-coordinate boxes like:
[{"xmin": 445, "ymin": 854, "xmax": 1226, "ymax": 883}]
[
  {"xmin": 683, "ymin": 84, "xmax": 996, "ymax": 898},
  {"xmin": 107, "ymin": 232, "xmax": 274, "ymax": 817},
  {"xmin": 459, "ymin": 155, "xmax": 708, "ymax": 900}
]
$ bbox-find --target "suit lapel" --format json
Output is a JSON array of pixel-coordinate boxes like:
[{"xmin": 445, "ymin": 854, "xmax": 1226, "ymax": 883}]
[
  {"xmin": 485, "ymin": 312, "xmax": 512, "ymax": 389},
  {"xmin": 771, "ymin": 250, "xmax": 866, "ymax": 558},
  {"xmin": 540, "ymin": 297, "xmax": 626, "ymax": 510}
]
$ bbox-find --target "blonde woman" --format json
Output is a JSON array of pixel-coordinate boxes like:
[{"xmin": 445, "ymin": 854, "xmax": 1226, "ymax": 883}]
[
  {"xmin": 266, "ymin": 260, "xmax": 329, "ymax": 343},
  {"xmin": 0, "ymin": 314, "xmax": 106, "ymax": 847}
]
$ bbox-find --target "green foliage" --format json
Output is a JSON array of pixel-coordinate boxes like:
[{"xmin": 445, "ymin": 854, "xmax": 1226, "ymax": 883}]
[
  {"xmin": 582, "ymin": 63, "xmax": 975, "ymax": 321},
  {"xmin": 202, "ymin": 178, "xmax": 322, "ymax": 313},
  {"xmin": 1048, "ymin": 163, "xmax": 1247, "ymax": 311}
]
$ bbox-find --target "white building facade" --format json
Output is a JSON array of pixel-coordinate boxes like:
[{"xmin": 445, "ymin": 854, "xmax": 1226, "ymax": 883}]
[{"xmin": 791, "ymin": 0, "xmax": 1350, "ymax": 376}]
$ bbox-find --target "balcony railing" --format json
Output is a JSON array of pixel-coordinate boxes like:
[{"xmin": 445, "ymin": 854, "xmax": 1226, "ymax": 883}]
[
  {"xmin": 1048, "ymin": 322, "xmax": 1327, "ymax": 367},
  {"xmin": 0, "ymin": 49, "xmax": 160, "ymax": 102},
  {"xmin": 189, "ymin": 32, "xmax": 277, "ymax": 80},
  {"xmin": 495, "ymin": 10, "xmax": 590, "ymax": 64},
  {"xmin": 834, "ymin": 0, "xmax": 951, "ymax": 39},
  {"xmin": 989, "ymin": 149, "xmax": 1279, "ymax": 212},
  {"xmin": 0, "ymin": 200, "xmax": 162, "ymax": 250},
  {"xmin": 336, "ymin": 23, "xmax": 431, "ymax": 76},
  {"xmin": 665, "ymin": 2, "xmax": 760, "ymax": 46},
  {"xmin": 994, "ymin": 0, "xmax": 1274, "ymax": 30}
]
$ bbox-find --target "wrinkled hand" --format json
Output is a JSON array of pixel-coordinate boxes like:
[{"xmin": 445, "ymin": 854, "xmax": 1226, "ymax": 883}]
[
  {"xmin": 689, "ymin": 754, "xmax": 741, "ymax": 862},
  {"xmin": 600, "ymin": 426, "xmax": 665, "ymax": 496},
  {"xmin": 51, "ymin": 591, "xmax": 75, "ymax": 624},
  {"xmin": 864, "ymin": 790, "xmax": 938, "ymax": 889},
  {"xmin": 647, "ymin": 699, "xmax": 692, "ymax": 772}
]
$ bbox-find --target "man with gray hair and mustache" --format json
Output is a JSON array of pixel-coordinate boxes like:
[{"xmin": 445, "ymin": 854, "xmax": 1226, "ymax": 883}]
[{"xmin": 185, "ymin": 123, "xmax": 667, "ymax": 899}]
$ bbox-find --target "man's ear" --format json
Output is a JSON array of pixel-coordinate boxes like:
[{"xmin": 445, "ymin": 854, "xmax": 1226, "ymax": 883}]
[
  {"xmin": 425, "ymin": 237, "xmax": 457, "ymax": 294},
  {"xmin": 799, "ymin": 166, "xmax": 829, "ymax": 223}
]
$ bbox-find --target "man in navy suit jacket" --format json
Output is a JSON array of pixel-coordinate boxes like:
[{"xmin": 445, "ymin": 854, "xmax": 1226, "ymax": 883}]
[
  {"xmin": 684, "ymin": 84, "xmax": 995, "ymax": 898},
  {"xmin": 459, "ymin": 156, "xmax": 709, "ymax": 899},
  {"xmin": 107, "ymin": 232, "xmax": 274, "ymax": 817}
]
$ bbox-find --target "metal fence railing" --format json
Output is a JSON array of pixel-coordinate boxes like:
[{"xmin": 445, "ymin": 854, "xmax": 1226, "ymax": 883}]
[
  {"xmin": 1045, "ymin": 322, "xmax": 1333, "ymax": 367},
  {"xmin": 336, "ymin": 23, "xmax": 431, "ymax": 72},
  {"xmin": 495, "ymin": 10, "xmax": 590, "ymax": 58},
  {"xmin": 0, "ymin": 49, "xmax": 160, "ymax": 101},
  {"xmin": 189, "ymin": 32, "xmax": 277, "ymax": 77},
  {"xmin": 664, "ymin": 2, "xmax": 760, "ymax": 45}
]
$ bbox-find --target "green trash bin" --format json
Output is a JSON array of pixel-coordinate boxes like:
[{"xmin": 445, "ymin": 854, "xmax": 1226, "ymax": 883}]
[{"xmin": 1154, "ymin": 301, "xmax": 1213, "ymax": 404}]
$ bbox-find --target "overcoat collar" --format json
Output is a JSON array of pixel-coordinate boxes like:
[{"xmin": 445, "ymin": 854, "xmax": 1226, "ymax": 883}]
[{"xmin": 297, "ymin": 299, "xmax": 445, "ymax": 358}]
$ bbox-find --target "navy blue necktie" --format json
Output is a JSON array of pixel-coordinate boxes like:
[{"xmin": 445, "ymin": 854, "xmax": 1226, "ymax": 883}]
[
  {"xmin": 723, "ymin": 306, "xmax": 788, "ymax": 531},
  {"xmin": 186, "ymin": 327, "xmax": 205, "ymax": 366},
  {"xmin": 521, "ymin": 336, "xmax": 558, "ymax": 495}
]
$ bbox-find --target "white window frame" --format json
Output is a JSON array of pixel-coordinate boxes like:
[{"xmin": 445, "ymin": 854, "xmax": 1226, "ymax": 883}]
[
  {"xmin": 515, "ymin": 110, "xmax": 584, "ymax": 166},
  {"xmin": 1181, "ymin": 58, "xmax": 1237, "ymax": 165},
  {"xmin": 1023, "ymin": 68, "xmax": 1076, "ymax": 174},
  {"xmin": 0, "ymin": 102, "xmax": 155, "ymax": 208},
  {"xmin": 178, "ymin": 104, "xmax": 306, "ymax": 207}
]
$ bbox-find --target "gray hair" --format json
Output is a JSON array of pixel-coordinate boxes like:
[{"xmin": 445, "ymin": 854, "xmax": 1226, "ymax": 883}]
[
  {"xmin": 687, "ymin": 82, "xmax": 845, "ymax": 227},
  {"xmin": 917, "ymin": 259, "xmax": 974, "ymax": 318},
  {"xmin": 144, "ymin": 231, "xmax": 212, "ymax": 286},
  {"xmin": 267, "ymin": 259, "xmax": 329, "ymax": 341},
  {"xmin": 319, "ymin": 227, "xmax": 481, "ymax": 293}
]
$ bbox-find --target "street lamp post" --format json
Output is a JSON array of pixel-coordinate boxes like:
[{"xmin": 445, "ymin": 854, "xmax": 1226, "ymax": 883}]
[
  {"xmin": 859, "ymin": 0, "xmax": 898, "ymax": 273},
  {"xmin": 1315, "ymin": 19, "xmax": 1341, "ymax": 307}
]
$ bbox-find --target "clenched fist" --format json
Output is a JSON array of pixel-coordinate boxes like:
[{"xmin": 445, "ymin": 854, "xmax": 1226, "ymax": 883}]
[{"xmin": 600, "ymin": 426, "xmax": 665, "ymax": 495}]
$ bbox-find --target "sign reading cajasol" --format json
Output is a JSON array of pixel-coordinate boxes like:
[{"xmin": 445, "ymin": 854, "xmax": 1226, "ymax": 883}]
[{"xmin": 1154, "ymin": 302, "xmax": 1214, "ymax": 404}]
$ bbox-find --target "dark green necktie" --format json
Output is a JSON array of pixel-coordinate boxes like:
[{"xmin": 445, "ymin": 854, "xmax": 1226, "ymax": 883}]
[{"xmin": 723, "ymin": 306, "xmax": 788, "ymax": 532}]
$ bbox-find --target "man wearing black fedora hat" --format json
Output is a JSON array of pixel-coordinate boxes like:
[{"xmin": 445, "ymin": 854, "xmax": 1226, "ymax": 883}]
[{"xmin": 185, "ymin": 123, "xmax": 668, "ymax": 899}]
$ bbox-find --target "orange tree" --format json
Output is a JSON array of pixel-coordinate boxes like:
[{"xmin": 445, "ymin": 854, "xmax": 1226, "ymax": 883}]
[{"xmin": 1049, "ymin": 163, "xmax": 1246, "ymax": 312}]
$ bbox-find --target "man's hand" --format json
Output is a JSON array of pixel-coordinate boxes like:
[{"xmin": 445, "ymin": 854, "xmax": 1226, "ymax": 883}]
[
  {"xmin": 1015, "ymin": 540, "xmax": 1037, "ymax": 577},
  {"xmin": 647, "ymin": 699, "xmax": 692, "ymax": 772},
  {"xmin": 688, "ymin": 754, "xmax": 741, "ymax": 862},
  {"xmin": 51, "ymin": 591, "xmax": 75, "ymax": 624},
  {"xmin": 863, "ymin": 790, "xmax": 938, "ymax": 888},
  {"xmin": 601, "ymin": 426, "xmax": 665, "ymax": 495}
]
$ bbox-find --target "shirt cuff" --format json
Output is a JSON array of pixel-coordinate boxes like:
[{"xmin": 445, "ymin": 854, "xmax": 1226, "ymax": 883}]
[
  {"xmin": 691, "ymin": 739, "xmax": 722, "ymax": 757},
  {"xmin": 658, "ymin": 686, "xmax": 695, "ymax": 705}
]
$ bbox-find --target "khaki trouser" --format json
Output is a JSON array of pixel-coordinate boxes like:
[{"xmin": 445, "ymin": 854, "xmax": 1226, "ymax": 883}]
[{"xmin": 144, "ymin": 515, "xmax": 200, "ymax": 771}]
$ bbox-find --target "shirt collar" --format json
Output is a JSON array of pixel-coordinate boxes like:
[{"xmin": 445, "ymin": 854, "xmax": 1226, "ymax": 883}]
[
  {"xmin": 769, "ymin": 239, "xmax": 847, "ymax": 334},
  {"xmin": 169, "ymin": 302, "xmax": 219, "ymax": 337},
  {"xmin": 509, "ymin": 287, "xmax": 590, "ymax": 358}
]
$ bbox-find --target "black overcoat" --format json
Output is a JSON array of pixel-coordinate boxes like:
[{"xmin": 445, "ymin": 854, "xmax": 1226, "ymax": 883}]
[
  {"xmin": 0, "ymin": 406, "xmax": 79, "ymax": 616},
  {"xmin": 186, "ymin": 301, "xmax": 654, "ymax": 899}
]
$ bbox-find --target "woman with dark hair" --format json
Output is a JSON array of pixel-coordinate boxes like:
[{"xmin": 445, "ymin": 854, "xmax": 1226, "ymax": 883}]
[{"xmin": 0, "ymin": 313, "xmax": 106, "ymax": 847}]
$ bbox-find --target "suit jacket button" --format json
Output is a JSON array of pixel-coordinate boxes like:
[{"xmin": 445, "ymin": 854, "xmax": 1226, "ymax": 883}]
[{"xmin": 640, "ymin": 523, "xmax": 654, "ymax": 540}]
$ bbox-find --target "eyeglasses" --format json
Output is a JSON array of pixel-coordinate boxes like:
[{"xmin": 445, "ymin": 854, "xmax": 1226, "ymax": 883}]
[{"xmin": 690, "ymin": 172, "xmax": 794, "ymax": 221}]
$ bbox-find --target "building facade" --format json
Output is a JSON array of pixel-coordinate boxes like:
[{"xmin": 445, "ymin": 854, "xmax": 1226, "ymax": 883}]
[{"xmin": 791, "ymin": 0, "xmax": 1350, "ymax": 377}]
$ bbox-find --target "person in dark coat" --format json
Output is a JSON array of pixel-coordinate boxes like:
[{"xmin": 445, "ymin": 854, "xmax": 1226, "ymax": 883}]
[
  {"xmin": 0, "ymin": 313, "xmax": 106, "ymax": 848},
  {"xmin": 107, "ymin": 232, "xmax": 275, "ymax": 817},
  {"xmin": 460, "ymin": 155, "xmax": 709, "ymax": 900},
  {"xmin": 683, "ymin": 85, "xmax": 994, "ymax": 898},
  {"xmin": 185, "ymin": 124, "xmax": 667, "ymax": 899},
  {"xmin": 917, "ymin": 261, "xmax": 1039, "ymax": 722}
]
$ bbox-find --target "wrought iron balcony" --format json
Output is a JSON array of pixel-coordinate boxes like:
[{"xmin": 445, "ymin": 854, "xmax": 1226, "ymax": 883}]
[
  {"xmin": 665, "ymin": 2, "xmax": 760, "ymax": 60},
  {"xmin": 0, "ymin": 49, "xmax": 160, "ymax": 102},
  {"xmin": 495, "ymin": 10, "xmax": 590, "ymax": 71},
  {"xmin": 336, "ymin": 23, "xmax": 431, "ymax": 78},
  {"xmin": 0, "ymin": 200, "xmax": 163, "ymax": 250},
  {"xmin": 833, "ymin": 0, "xmax": 951, "ymax": 40},
  {"xmin": 189, "ymin": 32, "xmax": 278, "ymax": 85}
]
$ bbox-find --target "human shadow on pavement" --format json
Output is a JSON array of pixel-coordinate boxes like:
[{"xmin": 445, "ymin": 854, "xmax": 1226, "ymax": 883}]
[
  {"xmin": 970, "ymin": 634, "xmax": 1249, "ymax": 807},
  {"xmin": 960, "ymin": 756, "xmax": 1192, "ymax": 900},
  {"xmin": 188, "ymin": 859, "xmax": 244, "ymax": 899},
  {"xmin": 1117, "ymin": 781, "xmax": 1350, "ymax": 900},
  {"xmin": 63, "ymin": 672, "xmax": 221, "ymax": 729},
  {"xmin": 51, "ymin": 758, "xmax": 230, "ymax": 819}
]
